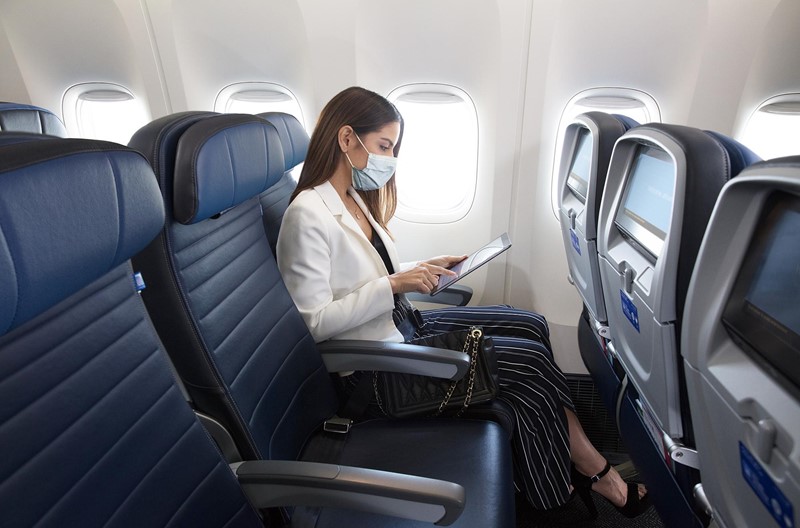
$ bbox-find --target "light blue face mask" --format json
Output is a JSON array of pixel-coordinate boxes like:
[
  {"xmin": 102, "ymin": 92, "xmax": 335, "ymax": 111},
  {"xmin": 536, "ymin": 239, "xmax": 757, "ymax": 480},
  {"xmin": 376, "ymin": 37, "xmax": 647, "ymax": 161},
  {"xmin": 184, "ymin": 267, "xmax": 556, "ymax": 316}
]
[{"xmin": 345, "ymin": 133, "xmax": 398, "ymax": 191}]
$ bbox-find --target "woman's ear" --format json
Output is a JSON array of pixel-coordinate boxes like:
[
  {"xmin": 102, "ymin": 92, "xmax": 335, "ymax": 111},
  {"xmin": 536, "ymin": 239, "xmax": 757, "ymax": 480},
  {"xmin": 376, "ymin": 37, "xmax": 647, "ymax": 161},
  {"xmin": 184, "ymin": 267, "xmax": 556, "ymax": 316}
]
[{"xmin": 337, "ymin": 125, "xmax": 353, "ymax": 152}]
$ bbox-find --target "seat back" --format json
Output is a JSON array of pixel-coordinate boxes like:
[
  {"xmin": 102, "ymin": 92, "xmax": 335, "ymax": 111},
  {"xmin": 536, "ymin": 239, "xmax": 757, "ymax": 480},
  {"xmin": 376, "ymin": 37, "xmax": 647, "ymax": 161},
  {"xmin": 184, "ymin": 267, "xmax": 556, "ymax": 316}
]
[
  {"xmin": 593, "ymin": 125, "xmax": 759, "ymax": 527},
  {"xmin": 0, "ymin": 102, "xmax": 67, "ymax": 136},
  {"xmin": 597, "ymin": 123, "xmax": 760, "ymax": 440},
  {"xmin": 0, "ymin": 138, "xmax": 260, "ymax": 527},
  {"xmin": 557, "ymin": 111, "xmax": 638, "ymax": 324},
  {"xmin": 682, "ymin": 157, "xmax": 800, "ymax": 528},
  {"xmin": 129, "ymin": 113, "xmax": 337, "ymax": 462},
  {"xmin": 256, "ymin": 112, "xmax": 309, "ymax": 255}
]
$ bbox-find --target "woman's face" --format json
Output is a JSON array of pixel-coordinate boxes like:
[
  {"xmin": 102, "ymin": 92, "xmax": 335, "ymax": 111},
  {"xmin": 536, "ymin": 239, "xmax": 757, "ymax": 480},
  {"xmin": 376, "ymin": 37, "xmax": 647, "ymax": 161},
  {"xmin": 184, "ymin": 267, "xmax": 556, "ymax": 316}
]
[{"xmin": 349, "ymin": 121, "xmax": 401, "ymax": 169}]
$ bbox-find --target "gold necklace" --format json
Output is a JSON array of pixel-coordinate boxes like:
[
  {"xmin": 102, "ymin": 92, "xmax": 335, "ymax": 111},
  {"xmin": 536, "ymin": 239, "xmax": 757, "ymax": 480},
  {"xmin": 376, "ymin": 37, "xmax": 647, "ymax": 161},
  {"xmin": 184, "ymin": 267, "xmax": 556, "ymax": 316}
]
[{"xmin": 352, "ymin": 206, "xmax": 362, "ymax": 220}]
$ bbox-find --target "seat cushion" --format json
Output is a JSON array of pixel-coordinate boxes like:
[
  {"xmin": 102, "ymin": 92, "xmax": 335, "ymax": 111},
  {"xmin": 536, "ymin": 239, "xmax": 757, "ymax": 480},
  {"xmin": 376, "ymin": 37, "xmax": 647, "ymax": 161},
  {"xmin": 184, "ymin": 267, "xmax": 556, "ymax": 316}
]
[{"xmin": 306, "ymin": 419, "xmax": 515, "ymax": 528}]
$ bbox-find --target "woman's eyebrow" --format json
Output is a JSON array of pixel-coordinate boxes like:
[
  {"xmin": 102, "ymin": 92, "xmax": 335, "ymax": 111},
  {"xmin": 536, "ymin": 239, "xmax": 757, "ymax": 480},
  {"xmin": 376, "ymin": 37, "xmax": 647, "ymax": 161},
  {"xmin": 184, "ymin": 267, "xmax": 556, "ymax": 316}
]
[{"xmin": 380, "ymin": 137, "xmax": 395, "ymax": 147}]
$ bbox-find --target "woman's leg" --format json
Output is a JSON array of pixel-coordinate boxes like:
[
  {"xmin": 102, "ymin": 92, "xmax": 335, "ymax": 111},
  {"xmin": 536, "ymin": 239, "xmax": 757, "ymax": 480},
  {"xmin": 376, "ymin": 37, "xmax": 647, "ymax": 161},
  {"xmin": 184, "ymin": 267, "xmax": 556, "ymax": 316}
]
[
  {"xmin": 419, "ymin": 305, "xmax": 552, "ymax": 353},
  {"xmin": 567, "ymin": 408, "xmax": 647, "ymax": 504}
]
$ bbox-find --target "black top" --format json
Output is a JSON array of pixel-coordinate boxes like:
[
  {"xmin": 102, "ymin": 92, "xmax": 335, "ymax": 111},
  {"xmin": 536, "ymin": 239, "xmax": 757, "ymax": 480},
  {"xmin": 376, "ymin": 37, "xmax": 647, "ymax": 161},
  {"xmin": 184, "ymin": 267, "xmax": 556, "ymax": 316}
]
[
  {"xmin": 370, "ymin": 232, "xmax": 419, "ymax": 340},
  {"xmin": 371, "ymin": 232, "xmax": 395, "ymax": 274}
]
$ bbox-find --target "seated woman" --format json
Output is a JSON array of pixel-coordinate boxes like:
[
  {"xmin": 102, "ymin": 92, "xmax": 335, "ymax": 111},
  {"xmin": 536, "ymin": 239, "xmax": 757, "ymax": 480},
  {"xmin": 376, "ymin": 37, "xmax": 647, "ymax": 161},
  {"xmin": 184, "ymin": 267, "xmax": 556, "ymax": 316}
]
[{"xmin": 277, "ymin": 86, "xmax": 648, "ymax": 517}]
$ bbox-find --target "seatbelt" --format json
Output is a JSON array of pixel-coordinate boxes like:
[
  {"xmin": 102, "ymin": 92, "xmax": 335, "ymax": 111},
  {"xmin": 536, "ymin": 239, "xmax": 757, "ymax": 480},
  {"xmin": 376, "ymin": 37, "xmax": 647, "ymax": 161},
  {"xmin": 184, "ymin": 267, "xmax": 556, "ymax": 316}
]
[
  {"xmin": 292, "ymin": 419, "xmax": 354, "ymax": 528},
  {"xmin": 338, "ymin": 373, "xmax": 376, "ymax": 419}
]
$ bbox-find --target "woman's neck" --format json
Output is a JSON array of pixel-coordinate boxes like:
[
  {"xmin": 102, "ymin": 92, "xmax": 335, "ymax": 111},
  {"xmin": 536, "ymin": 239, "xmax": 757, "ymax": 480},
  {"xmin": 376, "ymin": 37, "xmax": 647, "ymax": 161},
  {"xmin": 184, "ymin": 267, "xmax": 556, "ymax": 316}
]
[{"xmin": 330, "ymin": 158, "xmax": 353, "ymax": 203}]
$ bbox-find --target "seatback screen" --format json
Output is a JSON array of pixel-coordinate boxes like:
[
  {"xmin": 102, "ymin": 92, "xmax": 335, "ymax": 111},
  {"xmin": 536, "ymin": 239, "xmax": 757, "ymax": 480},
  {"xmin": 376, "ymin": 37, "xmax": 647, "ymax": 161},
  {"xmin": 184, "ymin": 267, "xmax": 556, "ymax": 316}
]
[
  {"xmin": 566, "ymin": 127, "xmax": 591, "ymax": 203},
  {"xmin": 614, "ymin": 145, "xmax": 675, "ymax": 259},
  {"xmin": 723, "ymin": 192, "xmax": 800, "ymax": 395}
]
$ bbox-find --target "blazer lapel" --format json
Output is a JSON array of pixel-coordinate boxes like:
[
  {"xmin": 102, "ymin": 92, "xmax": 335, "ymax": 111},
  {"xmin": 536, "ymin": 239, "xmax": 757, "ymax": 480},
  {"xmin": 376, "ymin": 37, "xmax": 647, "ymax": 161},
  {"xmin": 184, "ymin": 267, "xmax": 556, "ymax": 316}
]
[
  {"xmin": 314, "ymin": 181, "xmax": 391, "ymax": 274},
  {"xmin": 349, "ymin": 188, "xmax": 401, "ymax": 274}
]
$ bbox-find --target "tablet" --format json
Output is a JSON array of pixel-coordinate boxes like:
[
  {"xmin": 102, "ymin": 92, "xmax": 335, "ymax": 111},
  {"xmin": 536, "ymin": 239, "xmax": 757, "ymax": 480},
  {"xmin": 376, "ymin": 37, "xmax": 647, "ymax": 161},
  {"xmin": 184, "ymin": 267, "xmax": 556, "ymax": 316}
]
[{"xmin": 430, "ymin": 233, "xmax": 512, "ymax": 296}]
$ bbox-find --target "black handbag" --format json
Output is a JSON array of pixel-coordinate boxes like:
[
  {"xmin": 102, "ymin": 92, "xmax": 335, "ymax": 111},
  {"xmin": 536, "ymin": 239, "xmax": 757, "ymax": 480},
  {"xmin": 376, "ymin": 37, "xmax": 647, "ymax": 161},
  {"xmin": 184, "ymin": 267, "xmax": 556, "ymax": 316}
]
[{"xmin": 373, "ymin": 326, "xmax": 499, "ymax": 418}]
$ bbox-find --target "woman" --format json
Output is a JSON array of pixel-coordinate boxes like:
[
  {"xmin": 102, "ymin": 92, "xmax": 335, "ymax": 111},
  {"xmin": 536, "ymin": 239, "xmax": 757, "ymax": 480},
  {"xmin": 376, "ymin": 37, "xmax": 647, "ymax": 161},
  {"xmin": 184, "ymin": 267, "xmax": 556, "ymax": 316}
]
[{"xmin": 277, "ymin": 86, "xmax": 647, "ymax": 516}]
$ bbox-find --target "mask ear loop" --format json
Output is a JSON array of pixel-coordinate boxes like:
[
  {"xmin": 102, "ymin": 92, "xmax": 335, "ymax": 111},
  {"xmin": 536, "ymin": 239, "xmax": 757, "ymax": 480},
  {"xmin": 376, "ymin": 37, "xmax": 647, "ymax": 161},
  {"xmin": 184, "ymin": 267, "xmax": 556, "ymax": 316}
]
[{"xmin": 344, "ymin": 128, "xmax": 368, "ymax": 169}]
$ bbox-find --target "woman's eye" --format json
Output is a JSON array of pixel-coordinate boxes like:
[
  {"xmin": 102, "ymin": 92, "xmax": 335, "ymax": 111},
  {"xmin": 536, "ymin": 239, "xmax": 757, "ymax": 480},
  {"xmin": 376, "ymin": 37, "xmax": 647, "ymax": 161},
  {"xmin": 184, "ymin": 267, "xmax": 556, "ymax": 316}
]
[{"xmin": 380, "ymin": 145, "xmax": 390, "ymax": 152}]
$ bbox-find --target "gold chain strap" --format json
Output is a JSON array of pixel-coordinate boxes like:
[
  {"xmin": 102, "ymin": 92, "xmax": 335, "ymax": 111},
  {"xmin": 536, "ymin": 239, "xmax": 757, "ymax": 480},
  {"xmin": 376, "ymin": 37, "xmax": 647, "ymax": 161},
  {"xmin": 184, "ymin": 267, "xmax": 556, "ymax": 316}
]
[
  {"xmin": 436, "ymin": 327, "xmax": 482, "ymax": 417},
  {"xmin": 373, "ymin": 326, "xmax": 483, "ymax": 418}
]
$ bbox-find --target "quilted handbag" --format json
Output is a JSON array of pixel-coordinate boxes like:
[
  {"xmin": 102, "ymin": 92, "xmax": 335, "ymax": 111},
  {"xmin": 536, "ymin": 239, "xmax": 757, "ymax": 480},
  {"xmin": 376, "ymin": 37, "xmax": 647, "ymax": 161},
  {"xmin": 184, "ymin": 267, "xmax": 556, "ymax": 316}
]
[{"xmin": 373, "ymin": 326, "xmax": 499, "ymax": 418}]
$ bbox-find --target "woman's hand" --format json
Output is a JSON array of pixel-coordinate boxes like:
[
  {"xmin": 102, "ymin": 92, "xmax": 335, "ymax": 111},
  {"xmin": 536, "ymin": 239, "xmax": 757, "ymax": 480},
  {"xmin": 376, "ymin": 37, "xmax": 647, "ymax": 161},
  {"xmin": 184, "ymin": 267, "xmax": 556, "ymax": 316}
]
[
  {"xmin": 424, "ymin": 254, "xmax": 468, "ymax": 269},
  {"xmin": 388, "ymin": 262, "xmax": 458, "ymax": 294}
]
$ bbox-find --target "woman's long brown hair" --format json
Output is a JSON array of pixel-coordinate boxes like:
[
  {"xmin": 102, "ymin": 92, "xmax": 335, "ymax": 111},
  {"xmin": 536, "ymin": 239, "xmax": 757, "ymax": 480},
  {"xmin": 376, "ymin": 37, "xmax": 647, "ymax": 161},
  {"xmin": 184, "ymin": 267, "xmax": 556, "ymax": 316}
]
[{"xmin": 291, "ymin": 86, "xmax": 404, "ymax": 233}]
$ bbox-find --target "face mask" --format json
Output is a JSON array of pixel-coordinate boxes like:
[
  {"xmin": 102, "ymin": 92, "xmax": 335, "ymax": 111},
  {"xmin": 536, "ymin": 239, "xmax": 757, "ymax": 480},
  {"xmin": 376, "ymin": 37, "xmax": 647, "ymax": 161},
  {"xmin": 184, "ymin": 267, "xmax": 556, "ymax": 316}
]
[{"xmin": 345, "ymin": 133, "xmax": 398, "ymax": 191}]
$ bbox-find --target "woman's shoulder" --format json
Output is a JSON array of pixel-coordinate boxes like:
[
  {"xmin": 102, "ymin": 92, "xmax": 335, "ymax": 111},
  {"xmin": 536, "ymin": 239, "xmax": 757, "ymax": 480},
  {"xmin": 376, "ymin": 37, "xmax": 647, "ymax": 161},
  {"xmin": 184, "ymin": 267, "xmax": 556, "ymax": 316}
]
[
  {"xmin": 284, "ymin": 186, "xmax": 330, "ymax": 226},
  {"xmin": 290, "ymin": 186, "xmax": 325, "ymax": 209}
]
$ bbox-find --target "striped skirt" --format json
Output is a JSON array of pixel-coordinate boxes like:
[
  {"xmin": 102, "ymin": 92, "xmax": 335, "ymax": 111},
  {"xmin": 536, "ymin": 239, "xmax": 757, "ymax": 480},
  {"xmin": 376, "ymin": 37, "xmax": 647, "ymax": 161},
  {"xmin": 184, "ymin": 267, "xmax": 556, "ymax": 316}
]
[{"xmin": 415, "ymin": 305, "xmax": 574, "ymax": 510}]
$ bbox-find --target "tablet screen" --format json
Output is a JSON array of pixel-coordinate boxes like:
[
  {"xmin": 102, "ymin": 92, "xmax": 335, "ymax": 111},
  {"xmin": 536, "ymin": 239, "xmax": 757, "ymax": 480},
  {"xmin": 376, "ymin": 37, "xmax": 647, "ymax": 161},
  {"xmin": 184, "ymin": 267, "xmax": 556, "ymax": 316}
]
[{"xmin": 430, "ymin": 233, "xmax": 512, "ymax": 295}]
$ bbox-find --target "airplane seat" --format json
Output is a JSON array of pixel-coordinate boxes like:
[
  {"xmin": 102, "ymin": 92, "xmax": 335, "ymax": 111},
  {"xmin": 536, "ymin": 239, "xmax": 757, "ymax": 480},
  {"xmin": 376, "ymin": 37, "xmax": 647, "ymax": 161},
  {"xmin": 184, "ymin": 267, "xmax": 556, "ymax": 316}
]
[
  {"xmin": 596, "ymin": 124, "xmax": 760, "ymax": 527},
  {"xmin": 0, "ymin": 101, "xmax": 67, "ymax": 137},
  {"xmin": 683, "ymin": 156, "xmax": 800, "ymax": 528},
  {"xmin": 558, "ymin": 111, "xmax": 639, "ymax": 325},
  {"xmin": 128, "ymin": 112, "xmax": 515, "ymax": 527},
  {"xmin": 0, "ymin": 138, "xmax": 265, "ymax": 527},
  {"xmin": 556, "ymin": 111, "xmax": 639, "ymax": 413},
  {"xmin": 255, "ymin": 111, "xmax": 309, "ymax": 256}
]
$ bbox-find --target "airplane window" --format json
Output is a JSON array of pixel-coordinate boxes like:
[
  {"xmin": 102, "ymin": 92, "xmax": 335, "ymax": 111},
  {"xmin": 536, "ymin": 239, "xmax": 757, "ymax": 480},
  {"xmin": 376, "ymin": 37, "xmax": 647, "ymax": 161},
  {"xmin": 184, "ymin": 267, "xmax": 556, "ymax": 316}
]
[
  {"xmin": 739, "ymin": 95, "xmax": 800, "ymax": 159},
  {"xmin": 551, "ymin": 87, "xmax": 661, "ymax": 216},
  {"xmin": 215, "ymin": 82, "xmax": 305, "ymax": 128},
  {"xmin": 62, "ymin": 83, "xmax": 150, "ymax": 145},
  {"xmin": 388, "ymin": 84, "xmax": 478, "ymax": 223}
]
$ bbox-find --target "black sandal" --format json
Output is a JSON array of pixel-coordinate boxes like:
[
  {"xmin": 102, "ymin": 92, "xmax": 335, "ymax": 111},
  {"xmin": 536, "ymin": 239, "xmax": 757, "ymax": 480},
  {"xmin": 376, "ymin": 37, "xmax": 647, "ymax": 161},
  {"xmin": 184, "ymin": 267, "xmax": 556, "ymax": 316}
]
[{"xmin": 570, "ymin": 461, "xmax": 650, "ymax": 519}]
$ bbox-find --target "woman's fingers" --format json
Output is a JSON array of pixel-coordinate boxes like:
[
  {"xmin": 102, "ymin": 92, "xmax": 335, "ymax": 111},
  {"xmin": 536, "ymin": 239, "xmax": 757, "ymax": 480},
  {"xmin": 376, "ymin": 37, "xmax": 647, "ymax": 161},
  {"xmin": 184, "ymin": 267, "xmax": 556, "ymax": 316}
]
[{"xmin": 421, "ymin": 263, "xmax": 457, "ymax": 277}]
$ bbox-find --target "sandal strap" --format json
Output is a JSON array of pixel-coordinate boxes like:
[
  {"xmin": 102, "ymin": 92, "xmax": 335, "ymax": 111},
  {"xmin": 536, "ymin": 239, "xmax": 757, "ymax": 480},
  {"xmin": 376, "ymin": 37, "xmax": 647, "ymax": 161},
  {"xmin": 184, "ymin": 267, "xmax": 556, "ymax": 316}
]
[{"xmin": 590, "ymin": 461, "xmax": 612, "ymax": 483}]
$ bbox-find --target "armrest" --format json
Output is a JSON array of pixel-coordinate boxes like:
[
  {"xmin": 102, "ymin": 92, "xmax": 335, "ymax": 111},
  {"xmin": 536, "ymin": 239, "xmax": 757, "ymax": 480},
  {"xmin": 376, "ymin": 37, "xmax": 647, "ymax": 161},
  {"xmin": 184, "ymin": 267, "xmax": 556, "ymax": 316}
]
[
  {"xmin": 317, "ymin": 340, "xmax": 469, "ymax": 379},
  {"xmin": 233, "ymin": 460, "xmax": 465, "ymax": 526},
  {"xmin": 407, "ymin": 284, "xmax": 473, "ymax": 306}
]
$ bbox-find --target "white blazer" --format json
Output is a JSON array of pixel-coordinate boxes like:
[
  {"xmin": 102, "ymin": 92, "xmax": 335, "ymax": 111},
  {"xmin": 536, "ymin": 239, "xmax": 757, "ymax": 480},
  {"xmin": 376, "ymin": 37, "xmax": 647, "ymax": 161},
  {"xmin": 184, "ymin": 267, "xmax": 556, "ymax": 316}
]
[{"xmin": 277, "ymin": 180, "xmax": 411, "ymax": 343}]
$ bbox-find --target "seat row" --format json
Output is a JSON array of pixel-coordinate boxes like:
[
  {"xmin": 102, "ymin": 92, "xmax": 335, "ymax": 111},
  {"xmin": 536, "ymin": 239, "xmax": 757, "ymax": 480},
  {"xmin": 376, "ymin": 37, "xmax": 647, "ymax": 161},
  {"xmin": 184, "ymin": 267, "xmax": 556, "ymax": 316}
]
[
  {"xmin": 0, "ymin": 105, "xmax": 515, "ymax": 526},
  {"xmin": 556, "ymin": 112, "xmax": 800, "ymax": 527}
]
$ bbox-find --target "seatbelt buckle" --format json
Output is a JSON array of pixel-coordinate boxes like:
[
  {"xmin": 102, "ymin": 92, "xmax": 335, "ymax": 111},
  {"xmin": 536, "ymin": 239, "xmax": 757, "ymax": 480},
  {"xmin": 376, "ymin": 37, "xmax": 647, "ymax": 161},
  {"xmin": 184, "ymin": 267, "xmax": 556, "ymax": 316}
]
[{"xmin": 323, "ymin": 417, "xmax": 352, "ymax": 434}]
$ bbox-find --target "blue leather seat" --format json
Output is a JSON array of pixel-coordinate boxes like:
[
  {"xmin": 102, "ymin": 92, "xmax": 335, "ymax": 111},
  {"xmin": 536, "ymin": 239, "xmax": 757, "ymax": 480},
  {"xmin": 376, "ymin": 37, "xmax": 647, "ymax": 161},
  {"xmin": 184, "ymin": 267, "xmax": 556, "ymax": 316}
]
[
  {"xmin": 256, "ymin": 112, "xmax": 309, "ymax": 256},
  {"xmin": 0, "ymin": 102, "xmax": 67, "ymax": 136},
  {"xmin": 0, "ymin": 138, "xmax": 264, "ymax": 527},
  {"xmin": 128, "ymin": 113, "xmax": 515, "ymax": 528}
]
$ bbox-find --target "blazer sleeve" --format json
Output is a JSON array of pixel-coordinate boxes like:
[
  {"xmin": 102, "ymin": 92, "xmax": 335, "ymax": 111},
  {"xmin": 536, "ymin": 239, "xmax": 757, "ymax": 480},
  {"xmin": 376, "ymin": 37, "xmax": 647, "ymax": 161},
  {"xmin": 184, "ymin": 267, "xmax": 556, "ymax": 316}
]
[{"xmin": 277, "ymin": 200, "xmax": 395, "ymax": 342}]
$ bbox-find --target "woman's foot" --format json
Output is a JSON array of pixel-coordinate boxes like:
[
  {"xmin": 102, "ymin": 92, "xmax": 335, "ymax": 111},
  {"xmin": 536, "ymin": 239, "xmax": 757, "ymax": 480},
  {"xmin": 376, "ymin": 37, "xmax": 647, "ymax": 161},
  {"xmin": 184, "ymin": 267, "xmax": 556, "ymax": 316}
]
[
  {"xmin": 581, "ymin": 462, "xmax": 646, "ymax": 507},
  {"xmin": 571, "ymin": 461, "xmax": 649, "ymax": 518}
]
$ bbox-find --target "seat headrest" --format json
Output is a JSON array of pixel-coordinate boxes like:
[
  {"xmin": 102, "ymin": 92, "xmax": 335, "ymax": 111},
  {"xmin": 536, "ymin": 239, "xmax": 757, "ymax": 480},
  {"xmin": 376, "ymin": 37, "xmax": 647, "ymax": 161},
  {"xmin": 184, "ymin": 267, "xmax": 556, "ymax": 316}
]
[
  {"xmin": 0, "ymin": 139, "xmax": 164, "ymax": 334},
  {"xmin": 704, "ymin": 130, "xmax": 762, "ymax": 176},
  {"xmin": 257, "ymin": 112, "xmax": 309, "ymax": 171},
  {"xmin": 611, "ymin": 114, "xmax": 640, "ymax": 131},
  {"xmin": 0, "ymin": 102, "xmax": 67, "ymax": 137},
  {"xmin": 173, "ymin": 114, "xmax": 285, "ymax": 224}
]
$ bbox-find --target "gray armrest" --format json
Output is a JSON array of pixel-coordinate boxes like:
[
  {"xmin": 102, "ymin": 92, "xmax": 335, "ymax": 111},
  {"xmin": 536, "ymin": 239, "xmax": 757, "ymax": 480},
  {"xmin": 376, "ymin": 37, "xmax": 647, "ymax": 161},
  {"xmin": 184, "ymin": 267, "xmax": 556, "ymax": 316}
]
[
  {"xmin": 233, "ymin": 460, "xmax": 465, "ymax": 526},
  {"xmin": 407, "ymin": 284, "xmax": 473, "ymax": 306},
  {"xmin": 317, "ymin": 340, "xmax": 469, "ymax": 379}
]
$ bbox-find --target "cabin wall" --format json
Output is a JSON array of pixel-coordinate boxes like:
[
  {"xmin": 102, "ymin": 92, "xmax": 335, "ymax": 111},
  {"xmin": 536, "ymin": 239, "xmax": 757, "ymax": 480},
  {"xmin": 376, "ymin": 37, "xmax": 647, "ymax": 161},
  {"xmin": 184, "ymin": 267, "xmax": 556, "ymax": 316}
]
[{"xmin": 0, "ymin": 0, "xmax": 796, "ymax": 372}]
